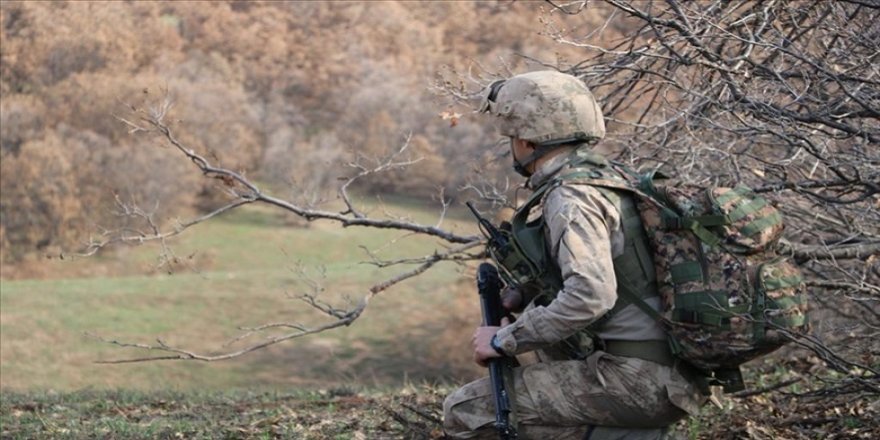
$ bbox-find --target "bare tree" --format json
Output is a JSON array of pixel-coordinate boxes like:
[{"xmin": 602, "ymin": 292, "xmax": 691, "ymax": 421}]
[{"xmin": 532, "ymin": 0, "xmax": 878, "ymax": 397}]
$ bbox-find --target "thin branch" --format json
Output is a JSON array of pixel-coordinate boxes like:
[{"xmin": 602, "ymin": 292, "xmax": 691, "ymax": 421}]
[
  {"xmin": 778, "ymin": 240, "xmax": 880, "ymax": 263},
  {"xmin": 71, "ymin": 198, "xmax": 254, "ymax": 258},
  {"xmin": 732, "ymin": 378, "xmax": 804, "ymax": 398}
]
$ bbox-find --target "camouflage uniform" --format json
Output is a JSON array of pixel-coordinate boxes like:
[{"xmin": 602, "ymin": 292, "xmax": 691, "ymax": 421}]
[{"xmin": 444, "ymin": 151, "xmax": 706, "ymax": 439}]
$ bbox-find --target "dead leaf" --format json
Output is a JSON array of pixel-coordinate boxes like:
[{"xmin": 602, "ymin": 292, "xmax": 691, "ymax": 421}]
[{"xmin": 438, "ymin": 111, "xmax": 461, "ymax": 127}]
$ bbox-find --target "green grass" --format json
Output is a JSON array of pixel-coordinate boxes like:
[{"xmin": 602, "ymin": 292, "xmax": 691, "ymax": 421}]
[
  {"xmin": 1, "ymin": 199, "xmax": 483, "ymax": 392},
  {"xmin": 0, "ymin": 386, "xmax": 449, "ymax": 439}
]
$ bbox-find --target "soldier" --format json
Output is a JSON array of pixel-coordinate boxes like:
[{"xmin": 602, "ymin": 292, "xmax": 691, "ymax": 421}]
[{"xmin": 443, "ymin": 71, "xmax": 707, "ymax": 439}]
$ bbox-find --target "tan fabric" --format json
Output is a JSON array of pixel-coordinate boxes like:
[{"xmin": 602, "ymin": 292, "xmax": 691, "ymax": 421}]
[
  {"xmin": 494, "ymin": 150, "xmax": 665, "ymax": 356},
  {"xmin": 443, "ymin": 351, "xmax": 698, "ymax": 439},
  {"xmin": 444, "ymin": 148, "xmax": 706, "ymax": 438}
]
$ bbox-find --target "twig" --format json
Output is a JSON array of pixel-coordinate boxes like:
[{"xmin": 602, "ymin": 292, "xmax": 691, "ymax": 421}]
[{"xmin": 732, "ymin": 378, "xmax": 804, "ymax": 398}]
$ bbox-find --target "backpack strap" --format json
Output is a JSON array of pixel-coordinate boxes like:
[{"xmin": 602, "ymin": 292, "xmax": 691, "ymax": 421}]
[{"xmin": 591, "ymin": 186, "xmax": 660, "ymax": 323}]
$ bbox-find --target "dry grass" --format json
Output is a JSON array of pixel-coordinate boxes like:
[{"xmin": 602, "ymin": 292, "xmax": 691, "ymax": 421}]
[{"xmin": 1, "ymin": 200, "xmax": 482, "ymax": 392}]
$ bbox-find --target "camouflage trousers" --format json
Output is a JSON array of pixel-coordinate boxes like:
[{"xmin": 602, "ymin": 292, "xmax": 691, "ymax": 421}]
[{"xmin": 443, "ymin": 351, "xmax": 703, "ymax": 440}]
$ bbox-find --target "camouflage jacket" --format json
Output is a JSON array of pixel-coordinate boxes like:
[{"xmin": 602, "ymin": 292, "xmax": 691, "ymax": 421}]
[{"xmin": 494, "ymin": 148, "xmax": 666, "ymax": 356}]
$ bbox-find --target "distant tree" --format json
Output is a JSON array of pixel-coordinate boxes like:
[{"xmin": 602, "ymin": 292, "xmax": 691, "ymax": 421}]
[{"xmin": 0, "ymin": 0, "xmax": 563, "ymax": 262}]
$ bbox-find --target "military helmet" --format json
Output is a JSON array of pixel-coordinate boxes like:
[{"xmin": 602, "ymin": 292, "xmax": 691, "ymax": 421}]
[{"xmin": 479, "ymin": 71, "xmax": 605, "ymax": 146}]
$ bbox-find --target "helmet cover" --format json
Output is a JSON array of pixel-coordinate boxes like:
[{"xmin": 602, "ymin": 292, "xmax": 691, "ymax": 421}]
[{"xmin": 479, "ymin": 71, "xmax": 605, "ymax": 145}]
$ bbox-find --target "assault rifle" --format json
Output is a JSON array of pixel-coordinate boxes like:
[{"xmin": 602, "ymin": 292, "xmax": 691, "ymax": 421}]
[
  {"xmin": 465, "ymin": 202, "xmax": 509, "ymax": 252},
  {"xmin": 476, "ymin": 262, "xmax": 518, "ymax": 440}
]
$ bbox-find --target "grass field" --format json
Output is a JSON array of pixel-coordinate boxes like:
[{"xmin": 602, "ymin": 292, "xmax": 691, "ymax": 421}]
[
  {"xmin": 3, "ymin": 198, "xmax": 877, "ymax": 439},
  {"xmin": 1, "ymin": 198, "xmax": 484, "ymax": 392}
]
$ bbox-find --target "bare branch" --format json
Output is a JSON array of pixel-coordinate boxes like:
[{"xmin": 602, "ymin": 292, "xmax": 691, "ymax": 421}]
[
  {"xmin": 88, "ymin": 240, "xmax": 484, "ymax": 363},
  {"xmin": 732, "ymin": 378, "xmax": 804, "ymax": 399},
  {"xmin": 77, "ymin": 83, "xmax": 495, "ymax": 362},
  {"xmin": 71, "ymin": 197, "xmax": 253, "ymax": 259},
  {"xmin": 779, "ymin": 240, "xmax": 880, "ymax": 263},
  {"xmin": 339, "ymin": 133, "xmax": 421, "ymax": 218},
  {"xmin": 85, "ymin": 306, "xmax": 359, "ymax": 363}
]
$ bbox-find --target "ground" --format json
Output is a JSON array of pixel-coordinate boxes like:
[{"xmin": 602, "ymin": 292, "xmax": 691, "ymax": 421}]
[
  {"xmin": 2, "ymin": 370, "xmax": 878, "ymax": 439},
  {"xmin": 1, "ymin": 199, "xmax": 877, "ymax": 439}
]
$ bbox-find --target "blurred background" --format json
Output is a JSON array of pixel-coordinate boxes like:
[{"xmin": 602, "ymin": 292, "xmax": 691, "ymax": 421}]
[{"xmin": 0, "ymin": 1, "xmax": 611, "ymax": 392}]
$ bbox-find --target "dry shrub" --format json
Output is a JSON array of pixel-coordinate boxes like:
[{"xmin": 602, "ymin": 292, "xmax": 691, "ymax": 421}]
[
  {"xmin": 0, "ymin": 93, "xmax": 46, "ymax": 155},
  {"xmin": 0, "ymin": 0, "xmax": 601, "ymax": 263},
  {"xmin": 0, "ymin": 132, "xmax": 83, "ymax": 260}
]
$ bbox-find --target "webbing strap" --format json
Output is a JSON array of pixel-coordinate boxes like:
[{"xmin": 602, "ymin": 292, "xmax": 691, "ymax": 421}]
[
  {"xmin": 685, "ymin": 214, "xmax": 731, "ymax": 227},
  {"xmin": 685, "ymin": 219, "xmax": 722, "ymax": 248},
  {"xmin": 520, "ymin": 180, "xmax": 553, "ymax": 211},
  {"xmin": 742, "ymin": 211, "xmax": 782, "ymax": 237},
  {"xmin": 763, "ymin": 276, "xmax": 803, "ymax": 291},
  {"xmin": 675, "ymin": 311, "xmax": 724, "ymax": 327},
  {"xmin": 753, "ymin": 280, "xmax": 767, "ymax": 342},
  {"xmin": 714, "ymin": 185, "xmax": 752, "ymax": 206},
  {"xmin": 511, "ymin": 176, "xmax": 556, "ymax": 233},
  {"xmin": 769, "ymin": 314, "xmax": 807, "ymax": 328},
  {"xmin": 637, "ymin": 171, "xmax": 665, "ymax": 203},
  {"xmin": 728, "ymin": 197, "xmax": 768, "ymax": 223},
  {"xmin": 609, "ymin": 160, "xmax": 645, "ymax": 180},
  {"xmin": 604, "ymin": 340, "xmax": 674, "ymax": 366},
  {"xmin": 674, "ymin": 305, "xmax": 750, "ymax": 326},
  {"xmin": 569, "ymin": 149, "xmax": 610, "ymax": 168},
  {"xmin": 593, "ymin": 186, "xmax": 643, "ymax": 231},
  {"xmin": 672, "ymin": 290, "xmax": 756, "ymax": 328},
  {"xmin": 615, "ymin": 272, "xmax": 666, "ymax": 324},
  {"xmin": 674, "ymin": 290, "xmax": 729, "ymax": 310},
  {"xmin": 661, "ymin": 211, "xmax": 723, "ymax": 248},
  {"xmin": 558, "ymin": 170, "xmax": 602, "ymax": 182},
  {"xmin": 670, "ymin": 261, "xmax": 704, "ymax": 284},
  {"xmin": 673, "ymin": 188, "xmax": 765, "ymax": 230},
  {"xmin": 768, "ymin": 295, "xmax": 806, "ymax": 310}
]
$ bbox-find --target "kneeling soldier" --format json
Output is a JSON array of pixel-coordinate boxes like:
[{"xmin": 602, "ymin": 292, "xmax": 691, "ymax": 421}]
[{"xmin": 444, "ymin": 71, "xmax": 707, "ymax": 440}]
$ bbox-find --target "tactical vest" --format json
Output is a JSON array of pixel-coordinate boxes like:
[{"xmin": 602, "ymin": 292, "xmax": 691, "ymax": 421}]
[{"xmin": 491, "ymin": 149, "xmax": 659, "ymax": 359}]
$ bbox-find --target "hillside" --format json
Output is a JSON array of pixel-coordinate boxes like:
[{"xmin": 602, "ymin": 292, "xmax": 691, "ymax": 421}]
[{"xmin": 1, "ymin": 1, "xmax": 876, "ymax": 438}]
